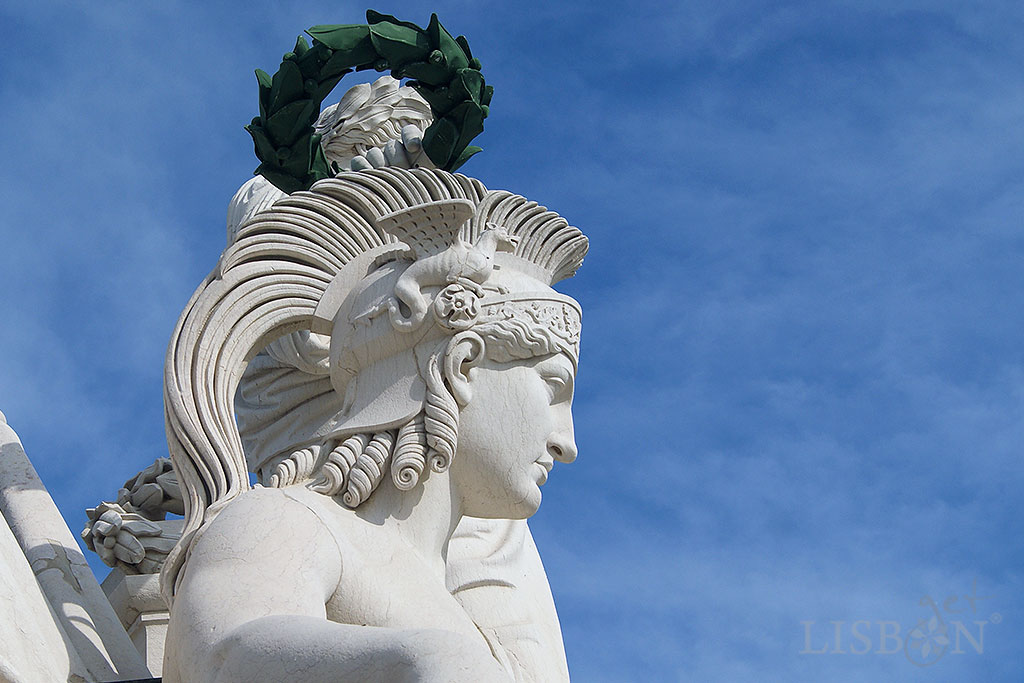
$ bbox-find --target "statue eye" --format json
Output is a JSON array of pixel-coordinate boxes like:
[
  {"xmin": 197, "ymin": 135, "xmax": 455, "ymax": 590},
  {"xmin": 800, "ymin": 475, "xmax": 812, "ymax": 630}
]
[{"xmin": 540, "ymin": 369, "xmax": 573, "ymax": 404}]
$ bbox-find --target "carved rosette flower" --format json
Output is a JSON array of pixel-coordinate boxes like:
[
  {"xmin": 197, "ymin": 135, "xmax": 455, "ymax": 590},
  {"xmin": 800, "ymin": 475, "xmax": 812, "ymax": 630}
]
[{"xmin": 433, "ymin": 283, "xmax": 480, "ymax": 330}]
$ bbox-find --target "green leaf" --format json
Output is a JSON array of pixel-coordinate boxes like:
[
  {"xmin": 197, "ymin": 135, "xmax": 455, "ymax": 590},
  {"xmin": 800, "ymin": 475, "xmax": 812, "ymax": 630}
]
[
  {"xmin": 447, "ymin": 101, "xmax": 485, "ymax": 163},
  {"xmin": 453, "ymin": 68, "xmax": 484, "ymax": 104},
  {"xmin": 319, "ymin": 40, "xmax": 375, "ymax": 76},
  {"xmin": 257, "ymin": 164, "xmax": 304, "ymax": 194},
  {"xmin": 307, "ymin": 24, "xmax": 371, "ymax": 51},
  {"xmin": 481, "ymin": 84, "xmax": 494, "ymax": 107},
  {"xmin": 295, "ymin": 44, "xmax": 326, "ymax": 78},
  {"xmin": 266, "ymin": 99, "xmax": 313, "ymax": 145},
  {"xmin": 245, "ymin": 125, "xmax": 279, "ymax": 166},
  {"xmin": 455, "ymin": 35, "xmax": 473, "ymax": 60},
  {"xmin": 422, "ymin": 116, "xmax": 459, "ymax": 168},
  {"xmin": 255, "ymin": 69, "xmax": 273, "ymax": 90},
  {"xmin": 286, "ymin": 100, "xmax": 321, "ymax": 145},
  {"xmin": 279, "ymin": 140, "xmax": 312, "ymax": 176},
  {"xmin": 426, "ymin": 14, "xmax": 468, "ymax": 71},
  {"xmin": 413, "ymin": 82, "xmax": 458, "ymax": 117},
  {"xmin": 369, "ymin": 20, "xmax": 430, "ymax": 69},
  {"xmin": 293, "ymin": 35, "xmax": 310, "ymax": 56},
  {"xmin": 449, "ymin": 145, "xmax": 482, "ymax": 171},
  {"xmin": 365, "ymin": 10, "xmax": 423, "ymax": 32},
  {"xmin": 308, "ymin": 135, "xmax": 331, "ymax": 183},
  {"xmin": 268, "ymin": 60, "xmax": 304, "ymax": 114},
  {"xmin": 400, "ymin": 59, "xmax": 449, "ymax": 84},
  {"xmin": 255, "ymin": 69, "xmax": 273, "ymax": 121},
  {"xmin": 319, "ymin": 59, "xmax": 353, "ymax": 81},
  {"xmin": 312, "ymin": 73, "xmax": 346, "ymax": 104}
]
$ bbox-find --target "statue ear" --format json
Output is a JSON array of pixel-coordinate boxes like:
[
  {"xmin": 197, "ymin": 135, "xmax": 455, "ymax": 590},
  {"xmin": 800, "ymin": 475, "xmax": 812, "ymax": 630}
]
[{"xmin": 443, "ymin": 332, "xmax": 485, "ymax": 407}]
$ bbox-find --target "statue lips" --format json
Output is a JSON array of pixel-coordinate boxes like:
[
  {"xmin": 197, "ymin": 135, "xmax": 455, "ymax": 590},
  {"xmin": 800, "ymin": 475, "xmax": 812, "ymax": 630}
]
[{"xmin": 534, "ymin": 455, "xmax": 554, "ymax": 485}]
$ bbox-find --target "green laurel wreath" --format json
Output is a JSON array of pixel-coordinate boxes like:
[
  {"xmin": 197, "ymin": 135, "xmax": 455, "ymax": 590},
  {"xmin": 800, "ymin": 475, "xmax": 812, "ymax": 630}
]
[{"xmin": 245, "ymin": 10, "xmax": 493, "ymax": 194}]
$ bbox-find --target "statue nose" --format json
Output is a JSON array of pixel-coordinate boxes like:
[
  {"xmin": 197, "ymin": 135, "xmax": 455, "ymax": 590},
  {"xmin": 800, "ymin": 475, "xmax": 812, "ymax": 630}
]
[{"xmin": 547, "ymin": 432, "xmax": 577, "ymax": 464}]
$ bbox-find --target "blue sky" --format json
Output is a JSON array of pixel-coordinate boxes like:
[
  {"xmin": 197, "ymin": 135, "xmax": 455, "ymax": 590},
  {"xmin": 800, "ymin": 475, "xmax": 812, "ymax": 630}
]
[{"xmin": 1, "ymin": 1, "xmax": 1022, "ymax": 680}]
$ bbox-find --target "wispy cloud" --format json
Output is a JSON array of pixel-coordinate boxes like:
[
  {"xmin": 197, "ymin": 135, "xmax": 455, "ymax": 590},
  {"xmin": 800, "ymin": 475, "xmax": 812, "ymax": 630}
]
[{"xmin": 1, "ymin": 1, "xmax": 1021, "ymax": 680}]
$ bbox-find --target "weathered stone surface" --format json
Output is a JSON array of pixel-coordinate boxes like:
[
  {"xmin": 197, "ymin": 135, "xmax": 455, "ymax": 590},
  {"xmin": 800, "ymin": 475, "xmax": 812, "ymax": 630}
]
[
  {"xmin": 103, "ymin": 571, "xmax": 170, "ymax": 677},
  {"xmin": 0, "ymin": 411, "xmax": 150, "ymax": 681},
  {"xmin": 162, "ymin": 167, "xmax": 586, "ymax": 682},
  {"xmin": 158, "ymin": 79, "xmax": 587, "ymax": 679}
]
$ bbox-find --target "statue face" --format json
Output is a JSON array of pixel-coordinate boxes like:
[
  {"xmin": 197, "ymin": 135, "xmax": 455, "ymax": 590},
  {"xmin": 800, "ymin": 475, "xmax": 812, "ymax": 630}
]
[{"xmin": 451, "ymin": 351, "xmax": 577, "ymax": 519}]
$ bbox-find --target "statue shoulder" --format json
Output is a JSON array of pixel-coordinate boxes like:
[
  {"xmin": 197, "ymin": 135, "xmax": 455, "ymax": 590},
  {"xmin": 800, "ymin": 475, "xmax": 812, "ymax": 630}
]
[{"xmin": 186, "ymin": 486, "xmax": 344, "ymax": 588}]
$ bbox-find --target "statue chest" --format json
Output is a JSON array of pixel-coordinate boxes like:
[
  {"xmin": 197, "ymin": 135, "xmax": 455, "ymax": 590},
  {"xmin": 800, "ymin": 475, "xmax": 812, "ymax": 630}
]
[{"xmin": 323, "ymin": 539, "xmax": 483, "ymax": 638}]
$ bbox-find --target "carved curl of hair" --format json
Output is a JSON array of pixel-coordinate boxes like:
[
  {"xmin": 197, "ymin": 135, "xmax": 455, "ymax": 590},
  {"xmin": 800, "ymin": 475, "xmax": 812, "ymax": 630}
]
[
  {"xmin": 424, "ymin": 350, "xmax": 459, "ymax": 474},
  {"xmin": 266, "ymin": 383, "xmax": 458, "ymax": 507},
  {"xmin": 268, "ymin": 446, "xmax": 319, "ymax": 488},
  {"xmin": 310, "ymin": 431, "xmax": 396, "ymax": 507},
  {"xmin": 391, "ymin": 417, "xmax": 429, "ymax": 491},
  {"xmin": 268, "ymin": 413, "xmax": 437, "ymax": 507},
  {"xmin": 474, "ymin": 317, "xmax": 567, "ymax": 365}
]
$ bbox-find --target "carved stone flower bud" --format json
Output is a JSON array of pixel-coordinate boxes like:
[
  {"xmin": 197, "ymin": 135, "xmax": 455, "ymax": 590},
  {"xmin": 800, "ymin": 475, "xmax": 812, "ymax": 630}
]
[
  {"xmin": 82, "ymin": 502, "xmax": 180, "ymax": 575},
  {"xmin": 117, "ymin": 457, "xmax": 185, "ymax": 520}
]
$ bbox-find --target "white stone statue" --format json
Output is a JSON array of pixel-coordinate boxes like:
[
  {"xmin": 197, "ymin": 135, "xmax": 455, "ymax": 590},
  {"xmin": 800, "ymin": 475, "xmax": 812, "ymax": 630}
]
[
  {"xmin": 161, "ymin": 75, "xmax": 587, "ymax": 682},
  {"xmin": 0, "ymin": 411, "xmax": 150, "ymax": 682}
]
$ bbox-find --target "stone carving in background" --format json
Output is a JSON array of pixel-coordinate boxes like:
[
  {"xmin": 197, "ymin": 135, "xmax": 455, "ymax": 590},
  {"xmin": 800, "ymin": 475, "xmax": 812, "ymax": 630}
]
[
  {"xmin": 82, "ymin": 458, "xmax": 184, "ymax": 575},
  {"xmin": 116, "ymin": 458, "xmax": 185, "ymax": 519},
  {"xmin": 0, "ymin": 411, "xmax": 150, "ymax": 682},
  {"xmin": 80, "ymin": 459, "xmax": 185, "ymax": 675}
]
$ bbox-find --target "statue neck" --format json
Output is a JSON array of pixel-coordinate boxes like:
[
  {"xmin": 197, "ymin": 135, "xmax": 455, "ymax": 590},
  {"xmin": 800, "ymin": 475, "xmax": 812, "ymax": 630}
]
[{"xmin": 352, "ymin": 467, "xmax": 462, "ymax": 575}]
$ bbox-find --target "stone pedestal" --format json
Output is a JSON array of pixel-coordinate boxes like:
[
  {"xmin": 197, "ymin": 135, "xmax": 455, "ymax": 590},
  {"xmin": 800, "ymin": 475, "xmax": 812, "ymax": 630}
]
[{"xmin": 102, "ymin": 571, "xmax": 169, "ymax": 677}]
